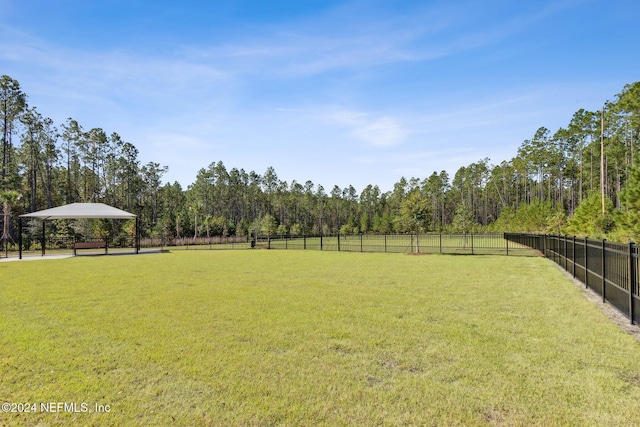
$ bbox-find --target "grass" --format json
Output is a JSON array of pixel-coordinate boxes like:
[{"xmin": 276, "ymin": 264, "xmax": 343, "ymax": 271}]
[{"xmin": 2, "ymin": 250, "xmax": 640, "ymax": 426}]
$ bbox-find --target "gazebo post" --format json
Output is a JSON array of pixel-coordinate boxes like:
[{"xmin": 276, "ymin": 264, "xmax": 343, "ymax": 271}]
[
  {"xmin": 41, "ymin": 219, "xmax": 46, "ymax": 257},
  {"xmin": 136, "ymin": 216, "xmax": 140, "ymax": 254},
  {"xmin": 18, "ymin": 217, "xmax": 22, "ymax": 259}
]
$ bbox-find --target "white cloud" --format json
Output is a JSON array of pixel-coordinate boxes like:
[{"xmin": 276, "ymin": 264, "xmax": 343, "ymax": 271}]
[
  {"xmin": 351, "ymin": 116, "xmax": 408, "ymax": 147},
  {"xmin": 173, "ymin": 3, "xmax": 520, "ymax": 79},
  {"xmin": 323, "ymin": 109, "xmax": 408, "ymax": 147},
  {"xmin": 0, "ymin": 24, "xmax": 228, "ymax": 101}
]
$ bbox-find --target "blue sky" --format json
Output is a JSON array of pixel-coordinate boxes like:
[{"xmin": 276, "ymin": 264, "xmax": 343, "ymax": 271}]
[{"xmin": 1, "ymin": 0, "xmax": 638, "ymax": 193}]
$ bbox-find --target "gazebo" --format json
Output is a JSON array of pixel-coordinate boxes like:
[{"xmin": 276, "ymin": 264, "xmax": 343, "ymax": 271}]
[{"xmin": 18, "ymin": 203, "xmax": 139, "ymax": 259}]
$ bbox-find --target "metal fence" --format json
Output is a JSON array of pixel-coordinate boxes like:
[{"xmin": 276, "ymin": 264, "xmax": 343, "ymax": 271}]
[
  {"xmin": 255, "ymin": 233, "xmax": 537, "ymax": 256},
  {"xmin": 505, "ymin": 233, "xmax": 640, "ymax": 325},
  {"xmin": 2, "ymin": 234, "xmax": 251, "ymax": 259},
  {"xmin": 145, "ymin": 235, "xmax": 251, "ymax": 250}
]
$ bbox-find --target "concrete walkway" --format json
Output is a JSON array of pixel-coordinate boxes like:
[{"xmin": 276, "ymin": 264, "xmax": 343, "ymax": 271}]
[
  {"xmin": 0, "ymin": 248, "xmax": 163, "ymax": 262},
  {"xmin": 0, "ymin": 254, "xmax": 74, "ymax": 262}
]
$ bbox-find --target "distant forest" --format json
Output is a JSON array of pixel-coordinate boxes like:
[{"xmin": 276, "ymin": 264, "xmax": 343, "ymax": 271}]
[{"xmin": 1, "ymin": 74, "xmax": 640, "ymax": 243}]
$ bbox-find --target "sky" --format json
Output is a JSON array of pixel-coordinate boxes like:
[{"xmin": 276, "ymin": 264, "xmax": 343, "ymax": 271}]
[{"xmin": 1, "ymin": 0, "xmax": 639, "ymax": 193}]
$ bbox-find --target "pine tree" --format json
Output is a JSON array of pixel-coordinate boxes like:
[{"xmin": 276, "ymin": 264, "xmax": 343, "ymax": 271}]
[
  {"xmin": 564, "ymin": 192, "xmax": 615, "ymax": 238},
  {"xmin": 618, "ymin": 164, "xmax": 640, "ymax": 241}
]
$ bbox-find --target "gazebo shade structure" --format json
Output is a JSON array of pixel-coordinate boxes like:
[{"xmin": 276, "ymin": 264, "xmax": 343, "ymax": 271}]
[
  {"xmin": 20, "ymin": 203, "xmax": 136, "ymax": 220},
  {"xmin": 18, "ymin": 203, "xmax": 138, "ymax": 258}
]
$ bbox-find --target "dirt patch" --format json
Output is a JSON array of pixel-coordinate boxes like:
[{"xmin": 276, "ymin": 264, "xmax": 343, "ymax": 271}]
[{"xmin": 553, "ymin": 262, "xmax": 640, "ymax": 343}]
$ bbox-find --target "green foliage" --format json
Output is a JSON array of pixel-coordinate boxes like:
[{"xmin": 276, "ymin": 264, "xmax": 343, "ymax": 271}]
[
  {"xmin": 451, "ymin": 203, "xmax": 476, "ymax": 233},
  {"xmin": 616, "ymin": 164, "xmax": 640, "ymax": 241},
  {"xmin": 487, "ymin": 206, "xmax": 515, "ymax": 232},
  {"xmin": 290, "ymin": 223, "xmax": 302, "ymax": 236},
  {"xmin": 4, "ymin": 73, "xmax": 640, "ymax": 242},
  {"xmin": 260, "ymin": 214, "xmax": 278, "ymax": 236},
  {"xmin": 395, "ymin": 191, "xmax": 430, "ymax": 232},
  {"xmin": 122, "ymin": 219, "xmax": 137, "ymax": 238},
  {"xmin": 235, "ymin": 219, "xmax": 251, "ymax": 237},
  {"xmin": 564, "ymin": 192, "xmax": 615, "ymax": 238},
  {"xmin": 322, "ymin": 223, "xmax": 331, "ymax": 235},
  {"xmin": 225, "ymin": 219, "xmax": 236, "ymax": 236},
  {"xmin": 344, "ymin": 215, "xmax": 358, "ymax": 234},
  {"xmin": 514, "ymin": 201, "xmax": 556, "ymax": 233},
  {"xmin": 276, "ymin": 223, "xmax": 288, "ymax": 235},
  {"xmin": 489, "ymin": 200, "xmax": 566, "ymax": 234},
  {"xmin": 204, "ymin": 215, "xmax": 228, "ymax": 236},
  {"xmin": 546, "ymin": 210, "xmax": 567, "ymax": 235},
  {"xmin": 359, "ymin": 211, "xmax": 369, "ymax": 233},
  {"xmin": 155, "ymin": 214, "xmax": 175, "ymax": 241},
  {"xmin": 50, "ymin": 219, "xmax": 79, "ymax": 241},
  {"xmin": 92, "ymin": 218, "xmax": 114, "ymax": 240},
  {"xmin": 339, "ymin": 223, "xmax": 355, "ymax": 234}
]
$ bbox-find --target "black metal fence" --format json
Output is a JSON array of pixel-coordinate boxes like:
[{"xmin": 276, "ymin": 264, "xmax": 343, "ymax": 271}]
[
  {"xmin": 505, "ymin": 233, "xmax": 640, "ymax": 325},
  {"xmin": 144, "ymin": 235, "xmax": 251, "ymax": 250},
  {"xmin": 1, "ymin": 234, "xmax": 251, "ymax": 258},
  {"xmin": 255, "ymin": 233, "xmax": 537, "ymax": 256}
]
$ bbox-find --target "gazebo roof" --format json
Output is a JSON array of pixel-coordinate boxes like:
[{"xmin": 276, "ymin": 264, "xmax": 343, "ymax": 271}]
[{"xmin": 20, "ymin": 203, "xmax": 136, "ymax": 220}]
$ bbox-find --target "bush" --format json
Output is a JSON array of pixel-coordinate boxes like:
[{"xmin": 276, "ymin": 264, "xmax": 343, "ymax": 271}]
[{"xmin": 563, "ymin": 192, "xmax": 615, "ymax": 238}]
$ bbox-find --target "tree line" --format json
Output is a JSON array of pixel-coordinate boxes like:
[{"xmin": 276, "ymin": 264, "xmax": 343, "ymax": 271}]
[{"xmin": 1, "ymin": 74, "xmax": 639, "ymax": 245}]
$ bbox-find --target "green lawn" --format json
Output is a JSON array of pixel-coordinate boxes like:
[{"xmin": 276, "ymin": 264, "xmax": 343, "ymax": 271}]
[{"xmin": 2, "ymin": 251, "xmax": 640, "ymax": 426}]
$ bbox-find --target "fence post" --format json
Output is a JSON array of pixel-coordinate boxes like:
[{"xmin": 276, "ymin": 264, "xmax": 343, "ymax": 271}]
[
  {"xmin": 471, "ymin": 233, "xmax": 474, "ymax": 255},
  {"xmin": 584, "ymin": 237, "xmax": 589, "ymax": 289},
  {"xmin": 506, "ymin": 235, "xmax": 509, "ymax": 256},
  {"xmin": 304, "ymin": 235, "xmax": 307, "ymax": 250},
  {"xmin": 572, "ymin": 236, "xmax": 576, "ymax": 278},
  {"xmin": 320, "ymin": 235, "xmax": 323, "ymax": 251},
  {"xmin": 338, "ymin": 234, "xmax": 341, "ymax": 252},
  {"xmin": 360, "ymin": 234, "xmax": 363, "ymax": 252},
  {"xmin": 548, "ymin": 234, "xmax": 552, "ymax": 258},
  {"xmin": 629, "ymin": 242, "xmax": 636, "ymax": 324},
  {"xmin": 602, "ymin": 239, "xmax": 606, "ymax": 304},
  {"xmin": 564, "ymin": 235, "xmax": 568, "ymax": 272},
  {"xmin": 384, "ymin": 234, "xmax": 387, "ymax": 253},
  {"xmin": 439, "ymin": 233, "xmax": 442, "ymax": 254},
  {"xmin": 559, "ymin": 235, "xmax": 563, "ymax": 267}
]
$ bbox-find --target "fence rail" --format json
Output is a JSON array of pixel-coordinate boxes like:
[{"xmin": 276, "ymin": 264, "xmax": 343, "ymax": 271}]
[
  {"xmin": 505, "ymin": 233, "xmax": 639, "ymax": 325},
  {"xmin": 255, "ymin": 233, "xmax": 537, "ymax": 256},
  {"xmin": 142, "ymin": 235, "xmax": 250, "ymax": 250},
  {"xmin": 1, "ymin": 234, "xmax": 252, "ymax": 258}
]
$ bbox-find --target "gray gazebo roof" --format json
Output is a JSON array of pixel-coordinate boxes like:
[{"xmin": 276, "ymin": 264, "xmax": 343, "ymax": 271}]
[{"xmin": 20, "ymin": 203, "xmax": 136, "ymax": 220}]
